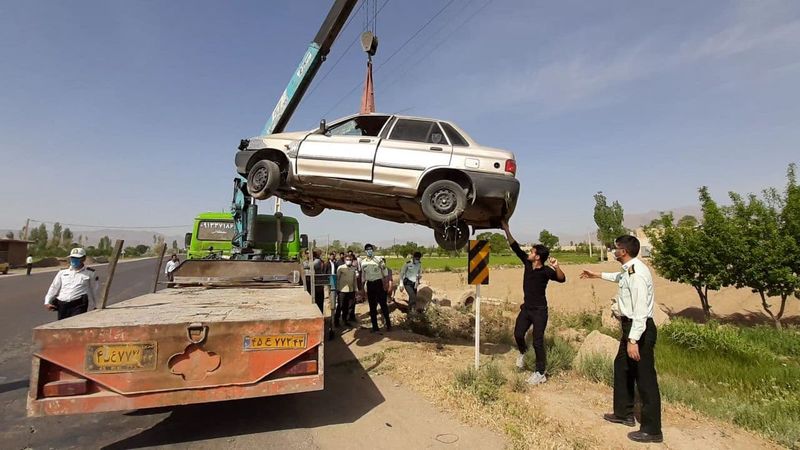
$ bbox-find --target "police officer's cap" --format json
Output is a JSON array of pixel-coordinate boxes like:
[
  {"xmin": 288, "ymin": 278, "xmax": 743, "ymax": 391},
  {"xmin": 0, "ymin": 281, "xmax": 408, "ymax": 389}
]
[
  {"xmin": 69, "ymin": 247, "xmax": 87, "ymax": 258},
  {"xmin": 364, "ymin": 243, "xmax": 374, "ymax": 250}
]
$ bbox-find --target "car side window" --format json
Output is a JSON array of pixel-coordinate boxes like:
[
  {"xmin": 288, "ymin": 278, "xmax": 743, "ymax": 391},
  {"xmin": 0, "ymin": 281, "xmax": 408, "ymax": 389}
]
[
  {"xmin": 440, "ymin": 122, "xmax": 469, "ymax": 147},
  {"xmin": 389, "ymin": 119, "xmax": 448, "ymax": 144},
  {"xmin": 327, "ymin": 115, "xmax": 389, "ymax": 137}
]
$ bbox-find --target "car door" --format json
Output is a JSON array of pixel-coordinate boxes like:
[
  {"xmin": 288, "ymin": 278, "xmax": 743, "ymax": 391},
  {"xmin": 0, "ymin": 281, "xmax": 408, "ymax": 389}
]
[
  {"xmin": 296, "ymin": 115, "xmax": 390, "ymax": 182},
  {"xmin": 373, "ymin": 118, "xmax": 453, "ymax": 190}
]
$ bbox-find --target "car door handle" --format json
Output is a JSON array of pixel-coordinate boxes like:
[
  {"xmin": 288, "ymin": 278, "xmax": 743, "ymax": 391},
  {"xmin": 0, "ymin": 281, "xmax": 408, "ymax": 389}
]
[
  {"xmin": 359, "ymin": 138, "xmax": 372, "ymax": 143},
  {"xmin": 429, "ymin": 146, "xmax": 443, "ymax": 151}
]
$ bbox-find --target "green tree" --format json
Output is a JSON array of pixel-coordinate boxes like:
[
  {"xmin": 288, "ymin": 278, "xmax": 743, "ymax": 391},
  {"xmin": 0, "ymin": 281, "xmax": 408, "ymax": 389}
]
[
  {"xmin": 172, "ymin": 240, "xmax": 178, "ymax": 251},
  {"xmin": 50, "ymin": 222, "xmax": 62, "ymax": 249},
  {"xmin": 476, "ymin": 232, "xmax": 510, "ymax": 255},
  {"xmin": 593, "ymin": 191, "xmax": 627, "ymax": 250},
  {"xmin": 34, "ymin": 224, "xmax": 48, "ymax": 254},
  {"xmin": 538, "ymin": 229, "xmax": 559, "ymax": 249},
  {"xmin": 4, "ymin": 231, "xmax": 13, "ymax": 239},
  {"xmin": 728, "ymin": 179, "xmax": 800, "ymax": 329},
  {"xmin": 346, "ymin": 242, "xmax": 363, "ymax": 253},
  {"xmin": 677, "ymin": 215, "xmax": 699, "ymax": 228},
  {"xmin": 62, "ymin": 228, "xmax": 74, "ymax": 249},
  {"xmin": 135, "ymin": 244, "xmax": 149, "ymax": 255}
]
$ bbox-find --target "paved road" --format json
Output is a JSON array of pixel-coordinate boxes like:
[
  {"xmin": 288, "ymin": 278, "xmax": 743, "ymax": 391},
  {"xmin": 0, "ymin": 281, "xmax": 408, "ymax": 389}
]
[{"xmin": 0, "ymin": 259, "xmax": 502, "ymax": 449}]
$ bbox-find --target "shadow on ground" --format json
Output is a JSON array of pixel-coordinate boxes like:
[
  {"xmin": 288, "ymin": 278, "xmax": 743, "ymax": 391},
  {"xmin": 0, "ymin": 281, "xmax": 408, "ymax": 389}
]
[
  {"xmin": 101, "ymin": 334, "xmax": 386, "ymax": 449},
  {"xmin": 669, "ymin": 306, "xmax": 800, "ymax": 326}
]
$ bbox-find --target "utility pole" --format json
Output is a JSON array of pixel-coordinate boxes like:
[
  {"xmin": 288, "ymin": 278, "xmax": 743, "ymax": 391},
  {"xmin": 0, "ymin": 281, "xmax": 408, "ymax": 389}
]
[{"xmin": 23, "ymin": 218, "xmax": 30, "ymax": 240}]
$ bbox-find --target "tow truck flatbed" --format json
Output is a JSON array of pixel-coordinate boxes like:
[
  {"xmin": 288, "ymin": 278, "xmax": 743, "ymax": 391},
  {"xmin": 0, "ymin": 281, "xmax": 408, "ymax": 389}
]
[{"xmin": 28, "ymin": 286, "xmax": 323, "ymax": 417}]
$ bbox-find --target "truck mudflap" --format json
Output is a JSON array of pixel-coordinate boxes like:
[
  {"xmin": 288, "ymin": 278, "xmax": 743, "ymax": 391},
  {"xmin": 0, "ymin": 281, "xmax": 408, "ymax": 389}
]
[{"xmin": 27, "ymin": 287, "xmax": 323, "ymax": 417}]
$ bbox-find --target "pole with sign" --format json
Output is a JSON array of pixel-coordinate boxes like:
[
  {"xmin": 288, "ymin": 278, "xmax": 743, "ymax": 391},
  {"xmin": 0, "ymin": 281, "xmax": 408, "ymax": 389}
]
[{"xmin": 468, "ymin": 240, "xmax": 490, "ymax": 369}]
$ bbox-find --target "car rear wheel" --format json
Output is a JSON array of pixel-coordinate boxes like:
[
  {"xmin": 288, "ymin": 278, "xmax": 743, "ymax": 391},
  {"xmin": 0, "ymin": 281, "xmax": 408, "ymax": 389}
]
[
  {"xmin": 421, "ymin": 180, "xmax": 468, "ymax": 223},
  {"xmin": 301, "ymin": 204, "xmax": 324, "ymax": 217},
  {"xmin": 247, "ymin": 160, "xmax": 281, "ymax": 200},
  {"xmin": 433, "ymin": 222, "xmax": 469, "ymax": 251}
]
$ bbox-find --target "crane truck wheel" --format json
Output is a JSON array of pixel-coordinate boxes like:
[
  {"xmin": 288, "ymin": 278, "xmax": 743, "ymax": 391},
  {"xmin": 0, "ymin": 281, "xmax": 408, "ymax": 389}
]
[
  {"xmin": 301, "ymin": 204, "xmax": 324, "ymax": 217},
  {"xmin": 247, "ymin": 160, "xmax": 281, "ymax": 200},
  {"xmin": 420, "ymin": 179, "xmax": 467, "ymax": 223},
  {"xmin": 433, "ymin": 222, "xmax": 469, "ymax": 251}
]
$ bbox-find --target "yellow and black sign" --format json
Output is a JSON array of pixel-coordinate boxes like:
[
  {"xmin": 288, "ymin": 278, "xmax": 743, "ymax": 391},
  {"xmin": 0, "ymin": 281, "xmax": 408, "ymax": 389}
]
[{"xmin": 468, "ymin": 240, "xmax": 490, "ymax": 285}]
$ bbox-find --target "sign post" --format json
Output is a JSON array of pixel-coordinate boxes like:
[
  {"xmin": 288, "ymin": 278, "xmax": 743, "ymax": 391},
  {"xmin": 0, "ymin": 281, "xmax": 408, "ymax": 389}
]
[{"xmin": 468, "ymin": 240, "xmax": 490, "ymax": 370}]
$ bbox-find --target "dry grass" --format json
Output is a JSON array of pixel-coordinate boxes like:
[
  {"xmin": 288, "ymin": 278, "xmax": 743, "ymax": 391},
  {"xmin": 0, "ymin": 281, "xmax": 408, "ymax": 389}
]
[{"xmin": 363, "ymin": 341, "xmax": 596, "ymax": 449}]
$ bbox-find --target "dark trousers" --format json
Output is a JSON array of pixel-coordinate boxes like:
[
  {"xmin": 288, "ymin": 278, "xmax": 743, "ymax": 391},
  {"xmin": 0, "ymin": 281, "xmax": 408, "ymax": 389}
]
[
  {"xmin": 366, "ymin": 279, "xmax": 391, "ymax": 331},
  {"xmin": 615, "ymin": 318, "xmax": 662, "ymax": 435},
  {"xmin": 514, "ymin": 306, "xmax": 548, "ymax": 373},
  {"xmin": 56, "ymin": 296, "xmax": 89, "ymax": 320},
  {"xmin": 335, "ymin": 292, "xmax": 354, "ymax": 325},
  {"xmin": 403, "ymin": 279, "xmax": 418, "ymax": 312},
  {"xmin": 26, "ymin": 264, "xmax": 32, "ymax": 276},
  {"xmin": 305, "ymin": 276, "xmax": 325, "ymax": 312}
]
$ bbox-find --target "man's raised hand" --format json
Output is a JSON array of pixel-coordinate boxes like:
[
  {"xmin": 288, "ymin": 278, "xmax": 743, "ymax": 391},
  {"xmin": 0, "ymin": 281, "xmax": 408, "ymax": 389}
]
[{"xmin": 580, "ymin": 269, "xmax": 600, "ymax": 279}]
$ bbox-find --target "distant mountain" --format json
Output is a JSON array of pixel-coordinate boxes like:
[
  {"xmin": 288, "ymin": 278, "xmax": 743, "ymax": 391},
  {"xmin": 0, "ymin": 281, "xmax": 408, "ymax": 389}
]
[{"xmin": 624, "ymin": 205, "xmax": 703, "ymax": 229}]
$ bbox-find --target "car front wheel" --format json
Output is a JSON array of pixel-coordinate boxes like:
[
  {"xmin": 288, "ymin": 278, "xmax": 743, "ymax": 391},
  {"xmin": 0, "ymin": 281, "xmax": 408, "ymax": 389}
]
[
  {"xmin": 247, "ymin": 160, "xmax": 281, "ymax": 200},
  {"xmin": 421, "ymin": 180, "xmax": 468, "ymax": 223}
]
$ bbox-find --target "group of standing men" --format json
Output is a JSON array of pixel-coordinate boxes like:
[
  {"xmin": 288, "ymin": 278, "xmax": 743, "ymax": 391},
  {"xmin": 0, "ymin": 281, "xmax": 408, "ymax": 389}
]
[{"xmin": 303, "ymin": 244, "xmax": 423, "ymax": 334}]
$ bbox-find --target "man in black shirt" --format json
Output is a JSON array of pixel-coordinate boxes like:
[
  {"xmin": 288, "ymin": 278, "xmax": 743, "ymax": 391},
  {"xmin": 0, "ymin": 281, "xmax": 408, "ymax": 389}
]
[{"xmin": 501, "ymin": 220, "xmax": 566, "ymax": 385}]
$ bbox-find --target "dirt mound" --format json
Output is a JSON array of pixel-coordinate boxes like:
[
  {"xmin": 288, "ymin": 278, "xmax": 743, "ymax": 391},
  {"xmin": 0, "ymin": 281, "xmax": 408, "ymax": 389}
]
[{"xmin": 32, "ymin": 257, "xmax": 60, "ymax": 268}]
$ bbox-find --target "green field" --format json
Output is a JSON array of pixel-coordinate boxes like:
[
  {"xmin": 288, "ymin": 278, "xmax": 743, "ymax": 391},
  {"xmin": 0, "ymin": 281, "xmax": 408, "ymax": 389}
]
[{"xmin": 382, "ymin": 251, "xmax": 597, "ymax": 272}]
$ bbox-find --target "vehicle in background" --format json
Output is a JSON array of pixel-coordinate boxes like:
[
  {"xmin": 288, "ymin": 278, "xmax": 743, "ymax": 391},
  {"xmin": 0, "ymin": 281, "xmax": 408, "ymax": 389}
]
[{"xmin": 185, "ymin": 212, "xmax": 305, "ymax": 260}]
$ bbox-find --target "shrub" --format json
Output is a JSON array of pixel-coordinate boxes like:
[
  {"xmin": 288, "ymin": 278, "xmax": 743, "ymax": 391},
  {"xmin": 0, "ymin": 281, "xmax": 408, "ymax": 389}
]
[
  {"xmin": 453, "ymin": 363, "xmax": 507, "ymax": 405},
  {"xmin": 523, "ymin": 335, "xmax": 575, "ymax": 375},
  {"xmin": 661, "ymin": 318, "xmax": 762, "ymax": 361},
  {"xmin": 577, "ymin": 353, "xmax": 614, "ymax": 385}
]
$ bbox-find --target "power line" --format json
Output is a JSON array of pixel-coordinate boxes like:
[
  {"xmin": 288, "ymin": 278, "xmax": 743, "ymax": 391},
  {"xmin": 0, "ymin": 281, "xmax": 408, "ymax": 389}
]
[
  {"xmin": 28, "ymin": 219, "xmax": 190, "ymax": 230},
  {"xmin": 306, "ymin": 0, "xmax": 390, "ymax": 98},
  {"xmin": 322, "ymin": 0, "xmax": 456, "ymax": 117},
  {"xmin": 379, "ymin": 0, "xmax": 497, "ymax": 95}
]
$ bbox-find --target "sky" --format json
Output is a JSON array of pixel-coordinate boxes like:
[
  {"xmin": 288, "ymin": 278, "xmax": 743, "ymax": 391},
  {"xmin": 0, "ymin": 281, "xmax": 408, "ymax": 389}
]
[{"xmin": 1, "ymin": 0, "xmax": 799, "ymax": 246}]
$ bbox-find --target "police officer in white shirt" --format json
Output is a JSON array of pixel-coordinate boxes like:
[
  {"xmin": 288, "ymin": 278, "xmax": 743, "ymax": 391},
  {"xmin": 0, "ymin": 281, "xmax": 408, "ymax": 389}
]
[
  {"xmin": 399, "ymin": 251, "xmax": 423, "ymax": 314},
  {"xmin": 165, "ymin": 254, "xmax": 180, "ymax": 282},
  {"xmin": 581, "ymin": 235, "xmax": 663, "ymax": 444},
  {"xmin": 44, "ymin": 247, "xmax": 100, "ymax": 320}
]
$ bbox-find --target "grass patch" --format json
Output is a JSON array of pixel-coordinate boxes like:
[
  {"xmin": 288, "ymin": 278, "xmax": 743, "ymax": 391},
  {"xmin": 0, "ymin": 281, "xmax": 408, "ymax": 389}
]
[
  {"xmin": 383, "ymin": 251, "xmax": 596, "ymax": 272},
  {"xmin": 521, "ymin": 334, "xmax": 575, "ymax": 375},
  {"xmin": 657, "ymin": 319, "xmax": 800, "ymax": 447},
  {"xmin": 454, "ymin": 362, "xmax": 507, "ymax": 404},
  {"xmin": 550, "ymin": 311, "xmax": 603, "ymax": 332},
  {"xmin": 576, "ymin": 353, "xmax": 614, "ymax": 385}
]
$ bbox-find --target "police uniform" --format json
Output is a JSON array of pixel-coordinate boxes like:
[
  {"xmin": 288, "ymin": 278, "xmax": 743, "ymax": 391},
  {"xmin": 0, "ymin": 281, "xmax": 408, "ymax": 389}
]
[
  {"xmin": 399, "ymin": 259, "xmax": 422, "ymax": 312},
  {"xmin": 45, "ymin": 265, "xmax": 100, "ymax": 320},
  {"xmin": 601, "ymin": 257, "xmax": 662, "ymax": 436},
  {"xmin": 360, "ymin": 250, "xmax": 391, "ymax": 332}
]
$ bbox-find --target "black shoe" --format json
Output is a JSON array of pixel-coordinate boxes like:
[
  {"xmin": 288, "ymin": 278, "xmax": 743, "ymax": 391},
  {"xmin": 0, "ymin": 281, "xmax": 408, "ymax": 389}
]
[
  {"xmin": 628, "ymin": 431, "xmax": 663, "ymax": 443},
  {"xmin": 603, "ymin": 413, "xmax": 635, "ymax": 427}
]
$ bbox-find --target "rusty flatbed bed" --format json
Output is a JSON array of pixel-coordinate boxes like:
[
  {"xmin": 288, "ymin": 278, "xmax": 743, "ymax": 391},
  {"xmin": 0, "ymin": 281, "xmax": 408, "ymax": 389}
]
[{"xmin": 28, "ymin": 286, "xmax": 323, "ymax": 417}]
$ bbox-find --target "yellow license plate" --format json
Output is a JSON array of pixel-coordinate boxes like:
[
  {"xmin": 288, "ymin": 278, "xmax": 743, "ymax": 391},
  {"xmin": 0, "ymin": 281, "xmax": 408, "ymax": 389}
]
[
  {"xmin": 85, "ymin": 342, "xmax": 157, "ymax": 373},
  {"xmin": 243, "ymin": 334, "xmax": 307, "ymax": 351}
]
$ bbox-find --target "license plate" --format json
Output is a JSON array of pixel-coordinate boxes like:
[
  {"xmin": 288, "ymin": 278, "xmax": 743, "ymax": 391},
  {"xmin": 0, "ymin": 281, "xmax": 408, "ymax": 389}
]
[
  {"xmin": 243, "ymin": 334, "xmax": 307, "ymax": 351},
  {"xmin": 85, "ymin": 342, "xmax": 158, "ymax": 373}
]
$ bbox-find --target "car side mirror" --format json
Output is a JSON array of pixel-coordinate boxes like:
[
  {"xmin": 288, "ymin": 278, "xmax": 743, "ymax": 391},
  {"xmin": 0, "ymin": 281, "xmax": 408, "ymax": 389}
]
[
  {"xmin": 184, "ymin": 233, "xmax": 192, "ymax": 249},
  {"xmin": 319, "ymin": 119, "xmax": 327, "ymax": 134},
  {"xmin": 300, "ymin": 234, "xmax": 308, "ymax": 250}
]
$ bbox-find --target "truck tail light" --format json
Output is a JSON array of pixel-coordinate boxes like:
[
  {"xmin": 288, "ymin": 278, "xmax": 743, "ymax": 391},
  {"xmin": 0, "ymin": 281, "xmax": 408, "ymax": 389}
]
[{"xmin": 505, "ymin": 159, "xmax": 517, "ymax": 175}]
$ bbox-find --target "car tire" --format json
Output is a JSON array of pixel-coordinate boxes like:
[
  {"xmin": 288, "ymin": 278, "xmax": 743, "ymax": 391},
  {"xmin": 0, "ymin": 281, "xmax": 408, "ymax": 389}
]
[
  {"xmin": 421, "ymin": 180, "xmax": 468, "ymax": 223},
  {"xmin": 247, "ymin": 160, "xmax": 281, "ymax": 200},
  {"xmin": 434, "ymin": 222, "xmax": 469, "ymax": 251},
  {"xmin": 301, "ymin": 204, "xmax": 324, "ymax": 217}
]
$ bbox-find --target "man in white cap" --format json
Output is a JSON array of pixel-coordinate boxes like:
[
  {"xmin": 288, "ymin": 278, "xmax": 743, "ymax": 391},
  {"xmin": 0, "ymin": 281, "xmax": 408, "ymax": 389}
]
[{"xmin": 44, "ymin": 248, "xmax": 100, "ymax": 320}]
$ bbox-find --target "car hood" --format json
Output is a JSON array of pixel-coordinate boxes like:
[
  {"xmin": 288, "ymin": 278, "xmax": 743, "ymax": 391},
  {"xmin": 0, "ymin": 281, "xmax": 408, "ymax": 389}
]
[{"xmin": 246, "ymin": 130, "xmax": 312, "ymax": 149}]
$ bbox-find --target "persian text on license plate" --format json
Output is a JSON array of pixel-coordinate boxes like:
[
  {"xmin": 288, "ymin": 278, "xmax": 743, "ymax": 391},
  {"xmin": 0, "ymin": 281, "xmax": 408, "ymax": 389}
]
[
  {"xmin": 243, "ymin": 334, "xmax": 307, "ymax": 351},
  {"xmin": 85, "ymin": 342, "xmax": 157, "ymax": 373}
]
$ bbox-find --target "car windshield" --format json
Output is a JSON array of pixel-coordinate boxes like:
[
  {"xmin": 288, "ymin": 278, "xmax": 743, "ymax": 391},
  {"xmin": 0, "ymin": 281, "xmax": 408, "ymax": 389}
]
[{"xmin": 327, "ymin": 115, "xmax": 389, "ymax": 137}]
